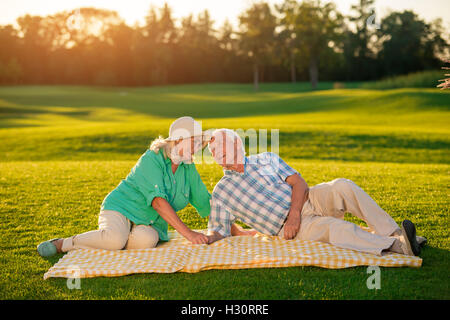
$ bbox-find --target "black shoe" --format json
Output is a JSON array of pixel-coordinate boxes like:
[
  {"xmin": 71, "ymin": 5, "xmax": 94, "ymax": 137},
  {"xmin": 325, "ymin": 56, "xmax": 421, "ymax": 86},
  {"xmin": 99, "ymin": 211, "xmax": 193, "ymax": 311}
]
[{"xmin": 401, "ymin": 220, "xmax": 421, "ymax": 256}]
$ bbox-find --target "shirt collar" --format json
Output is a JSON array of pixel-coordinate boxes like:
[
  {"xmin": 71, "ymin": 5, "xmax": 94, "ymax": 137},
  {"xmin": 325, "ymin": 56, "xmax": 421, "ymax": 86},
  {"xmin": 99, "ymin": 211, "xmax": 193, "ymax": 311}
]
[
  {"xmin": 164, "ymin": 155, "xmax": 186, "ymax": 167},
  {"xmin": 224, "ymin": 156, "xmax": 248, "ymax": 176}
]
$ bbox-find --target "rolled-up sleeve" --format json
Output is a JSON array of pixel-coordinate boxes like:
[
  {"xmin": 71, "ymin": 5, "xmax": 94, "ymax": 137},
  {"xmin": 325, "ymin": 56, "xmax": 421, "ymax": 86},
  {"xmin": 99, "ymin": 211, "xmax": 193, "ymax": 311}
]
[
  {"xmin": 188, "ymin": 165, "xmax": 211, "ymax": 218},
  {"xmin": 268, "ymin": 152, "xmax": 300, "ymax": 181},
  {"xmin": 130, "ymin": 151, "xmax": 169, "ymax": 207},
  {"xmin": 207, "ymin": 197, "xmax": 235, "ymax": 238}
]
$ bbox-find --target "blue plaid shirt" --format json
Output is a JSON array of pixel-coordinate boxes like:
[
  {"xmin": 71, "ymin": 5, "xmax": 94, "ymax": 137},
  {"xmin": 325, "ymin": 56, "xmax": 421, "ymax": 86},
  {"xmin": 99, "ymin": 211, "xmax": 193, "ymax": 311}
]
[{"xmin": 208, "ymin": 152, "xmax": 300, "ymax": 237}]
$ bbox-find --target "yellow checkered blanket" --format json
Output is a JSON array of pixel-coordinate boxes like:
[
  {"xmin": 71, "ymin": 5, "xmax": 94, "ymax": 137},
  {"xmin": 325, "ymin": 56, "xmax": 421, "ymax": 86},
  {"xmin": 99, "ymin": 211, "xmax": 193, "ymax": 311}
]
[{"xmin": 43, "ymin": 230, "xmax": 422, "ymax": 279}]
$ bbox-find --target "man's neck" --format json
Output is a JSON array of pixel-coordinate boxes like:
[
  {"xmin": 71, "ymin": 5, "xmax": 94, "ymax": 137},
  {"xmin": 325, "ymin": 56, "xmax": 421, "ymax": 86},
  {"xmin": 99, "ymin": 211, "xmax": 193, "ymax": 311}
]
[
  {"xmin": 224, "ymin": 163, "xmax": 245, "ymax": 174},
  {"xmin": 235, "ymin": 163, "xmax": 245, "ymax": 173}
]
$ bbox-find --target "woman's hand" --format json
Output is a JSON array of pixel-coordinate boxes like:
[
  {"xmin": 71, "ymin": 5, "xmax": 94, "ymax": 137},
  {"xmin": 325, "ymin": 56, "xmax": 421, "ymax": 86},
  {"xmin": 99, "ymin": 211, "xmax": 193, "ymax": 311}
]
[{"xmin": 186, "ymin": 230, "xmax": 209, "ymax": 244}]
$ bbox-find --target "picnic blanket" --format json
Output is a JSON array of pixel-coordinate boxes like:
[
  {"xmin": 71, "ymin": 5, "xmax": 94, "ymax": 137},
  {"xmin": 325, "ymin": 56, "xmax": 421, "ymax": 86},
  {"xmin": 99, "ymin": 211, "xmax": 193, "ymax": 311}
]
[{"xmin": 43, "ymin": 230, "xmax": 422, "ymax": 279}]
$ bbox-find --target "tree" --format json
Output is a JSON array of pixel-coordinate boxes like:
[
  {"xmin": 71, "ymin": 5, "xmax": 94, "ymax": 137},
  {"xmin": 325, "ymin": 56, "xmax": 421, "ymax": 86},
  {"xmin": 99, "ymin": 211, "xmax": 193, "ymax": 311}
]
[
  {"xmin": 194, "ymin": 10, "xmax": 220, "ymax": 82},
  {"xmin": 142, "ymin": 3, "xmax": 177, "ymax": 85},
  {"xmin": 104, "ymin": 23, "xmax": 137, "ymax": 86},
  {"xmin": 238, "ymin": 2, "xmax": 277, "ymax": 90},
  {"xmin": 343, "ymin": 0, "xmax": 378, "ymax": 80},
  {"xmin": 1, "ymin": 2, "xmax": 447, "ymax": 86},
  {"xmin": 277, "ymin": 0, "xmax": 344, "ymax": 89},
  {"xmin": 377, "ymin": 10, "xmax": 449, "ymax": 76},
  {"xmin": 0, "ymin": 25, "xmax": 22, "ymax": 84},
  {"xmin": 275, "ymin": 1, "xmax": 301, "ymax": 83}
]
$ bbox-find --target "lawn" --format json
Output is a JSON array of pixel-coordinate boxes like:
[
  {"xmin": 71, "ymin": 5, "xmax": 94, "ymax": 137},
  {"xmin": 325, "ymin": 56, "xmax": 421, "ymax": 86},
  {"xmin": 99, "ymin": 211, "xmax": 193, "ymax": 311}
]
[{"xmin": 0, "ymin": 83, "xmax": 449, "ymax": 299}]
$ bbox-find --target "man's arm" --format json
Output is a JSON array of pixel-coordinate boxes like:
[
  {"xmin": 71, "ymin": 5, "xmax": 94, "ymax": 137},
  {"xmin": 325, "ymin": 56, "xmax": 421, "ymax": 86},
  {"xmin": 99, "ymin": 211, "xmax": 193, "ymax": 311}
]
[
  {"xmin": 207, "ymin": 230, "xmax": 225, "ymax": 244},
  {"xmin": 283, "ymin": 173, "xmax": 309, "ymax": 240},
  {"xmin": 231, "ymin": 223, "xmax": 257, "ymax": 237},
  {"xmin": 206, "ymin": 195, "xmax": 235, "ymax": 244},
  {"xmin": 208, "ymin": 223, "xmax": 256, "ymax": 245}
]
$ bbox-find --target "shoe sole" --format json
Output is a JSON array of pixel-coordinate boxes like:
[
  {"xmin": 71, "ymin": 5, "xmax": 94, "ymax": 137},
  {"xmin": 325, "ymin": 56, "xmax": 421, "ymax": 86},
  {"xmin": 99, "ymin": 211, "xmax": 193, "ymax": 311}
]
[
  {"xmin": 417, "ymin": 236, "xmax": 427, "ymax": 247},
  {"xmin": 401, "ymin": 220, "xmax": 421, "ymax": 256}
]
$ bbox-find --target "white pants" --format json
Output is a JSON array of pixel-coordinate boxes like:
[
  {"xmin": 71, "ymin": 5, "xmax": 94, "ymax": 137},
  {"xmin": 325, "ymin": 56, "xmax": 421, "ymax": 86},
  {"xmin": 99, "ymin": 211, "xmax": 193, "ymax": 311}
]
[
  {"xmin": 278, "ymin": 178, "xmax": 400, "ymax": 256},
  {"xmin": 61, "ymin": 210, "xmax": 159, "ymax": 252}
]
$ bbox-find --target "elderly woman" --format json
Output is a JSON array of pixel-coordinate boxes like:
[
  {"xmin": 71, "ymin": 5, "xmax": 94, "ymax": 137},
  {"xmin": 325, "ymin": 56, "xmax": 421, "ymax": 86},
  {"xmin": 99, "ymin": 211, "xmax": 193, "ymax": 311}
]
[{"xmin": 37, "ymin": 117, "xmax": 212, "ymax": 257}]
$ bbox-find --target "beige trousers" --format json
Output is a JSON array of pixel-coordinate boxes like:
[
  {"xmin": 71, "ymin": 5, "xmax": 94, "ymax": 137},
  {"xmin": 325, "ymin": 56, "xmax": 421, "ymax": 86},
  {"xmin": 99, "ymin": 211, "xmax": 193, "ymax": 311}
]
[
  {"xmin": 61, "ymin": 210, "xmax": 159, "ymax": 252},
  {"xmin": 278, "ymin": 178, "xmax": 401, "ymax": 256}
]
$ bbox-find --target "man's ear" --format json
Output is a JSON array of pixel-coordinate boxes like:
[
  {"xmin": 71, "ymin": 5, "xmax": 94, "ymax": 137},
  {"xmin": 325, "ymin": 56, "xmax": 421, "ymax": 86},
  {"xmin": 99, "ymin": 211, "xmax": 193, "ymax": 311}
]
[{"xmin": 205, "ymin": 136, "xmax": 215, "ymax": 152}]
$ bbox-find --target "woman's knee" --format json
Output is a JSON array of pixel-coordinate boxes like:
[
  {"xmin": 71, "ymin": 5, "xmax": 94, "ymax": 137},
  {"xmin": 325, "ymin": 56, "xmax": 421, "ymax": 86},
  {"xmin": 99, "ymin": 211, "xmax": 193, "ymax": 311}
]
[
  {"xmin": 126, "ymin": 225, "xmax": 159, "ymax": 249},
  {"xmin": 100, "ymin": 229, "xmax": 128, "ymax": 250}
]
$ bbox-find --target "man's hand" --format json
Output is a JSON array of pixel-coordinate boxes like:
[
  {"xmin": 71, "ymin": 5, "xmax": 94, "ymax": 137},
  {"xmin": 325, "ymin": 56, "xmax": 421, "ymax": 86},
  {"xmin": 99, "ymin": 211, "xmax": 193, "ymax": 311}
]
[
  {"xmin": 186, "ymin": 230, "xmax": 209, "ymax": 244},
  {"xmin": 283, "ymin": 208, "xmax": 301, "ymax": 240},
  {"xmin": 206, "ymin": 231, "xmax": 225, "ymax": 244}
]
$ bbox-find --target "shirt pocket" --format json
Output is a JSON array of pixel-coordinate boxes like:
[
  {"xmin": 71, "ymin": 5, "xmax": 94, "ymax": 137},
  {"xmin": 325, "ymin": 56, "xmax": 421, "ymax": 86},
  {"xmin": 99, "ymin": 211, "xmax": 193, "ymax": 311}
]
[{"xmin": 259, "ymin": 165, "xmax": 283, "ymax": 186}]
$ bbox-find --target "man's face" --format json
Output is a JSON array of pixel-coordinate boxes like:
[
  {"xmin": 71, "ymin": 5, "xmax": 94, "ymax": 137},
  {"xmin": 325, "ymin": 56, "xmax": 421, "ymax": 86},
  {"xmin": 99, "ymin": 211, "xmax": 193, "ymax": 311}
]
[{"xmin": 210, "ymin": 131, "xmax": 243, "ymax": 171}]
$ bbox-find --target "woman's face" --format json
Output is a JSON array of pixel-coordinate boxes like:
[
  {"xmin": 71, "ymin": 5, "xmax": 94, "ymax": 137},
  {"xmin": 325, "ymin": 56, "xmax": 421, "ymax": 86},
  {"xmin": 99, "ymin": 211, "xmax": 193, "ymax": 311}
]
[
  {"xmin": 171, "ymin": 136, "xmax": 206, "ymax": 164},
  {"xmin": 176, "ymin": 137, "xmax": 203, "ymax": 155}
]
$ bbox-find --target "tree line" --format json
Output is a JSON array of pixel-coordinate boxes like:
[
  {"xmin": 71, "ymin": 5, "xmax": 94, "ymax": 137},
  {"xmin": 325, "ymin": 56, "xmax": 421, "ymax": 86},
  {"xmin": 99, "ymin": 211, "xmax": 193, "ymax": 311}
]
[{"xmin": 0, "ymin": 0, "xmax": 448, "ymax": 89}]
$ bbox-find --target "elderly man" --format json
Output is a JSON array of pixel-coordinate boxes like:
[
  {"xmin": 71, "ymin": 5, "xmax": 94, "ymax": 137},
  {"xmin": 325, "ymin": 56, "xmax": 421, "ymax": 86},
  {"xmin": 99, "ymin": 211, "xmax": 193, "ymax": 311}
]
[{"xmin": 206, "ymin": 128, "xmax": 424, "ymax": 257}]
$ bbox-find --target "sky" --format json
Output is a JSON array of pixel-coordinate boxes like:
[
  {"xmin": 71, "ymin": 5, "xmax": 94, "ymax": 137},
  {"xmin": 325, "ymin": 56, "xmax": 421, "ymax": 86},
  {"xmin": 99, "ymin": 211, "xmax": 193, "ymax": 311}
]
[{"xmin": 1, "ymin": 0, "xmax": 449, "ymax": 29}]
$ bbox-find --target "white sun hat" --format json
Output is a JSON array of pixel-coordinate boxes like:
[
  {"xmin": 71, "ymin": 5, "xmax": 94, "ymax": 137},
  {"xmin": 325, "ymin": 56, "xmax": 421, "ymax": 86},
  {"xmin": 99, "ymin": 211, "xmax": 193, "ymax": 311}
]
[{"xmin": 165, "ymin": 116, "xmax": 204, "ymax": 141}]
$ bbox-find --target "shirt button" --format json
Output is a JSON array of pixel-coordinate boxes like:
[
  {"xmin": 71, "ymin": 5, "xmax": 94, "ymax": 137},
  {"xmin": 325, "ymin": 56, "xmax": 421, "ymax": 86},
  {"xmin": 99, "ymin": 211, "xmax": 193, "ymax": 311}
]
[{"xmin": 155, "ymin": 184, "xmax": 158, "ymax": 188}]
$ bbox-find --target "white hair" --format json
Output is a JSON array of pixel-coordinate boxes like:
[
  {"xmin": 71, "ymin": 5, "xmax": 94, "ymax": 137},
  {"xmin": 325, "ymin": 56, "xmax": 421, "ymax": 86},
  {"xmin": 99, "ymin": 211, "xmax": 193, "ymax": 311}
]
[
  {"xmin": 150, "ymin": 135, "xmax": 199, "ymax": 164},
  {"xmin": 149, "ymin": 136, "xmax": 173, "ymax": 158},
  {"xmin": 208, "ymin": 129, "xmax": 246, "ymax": 165}
]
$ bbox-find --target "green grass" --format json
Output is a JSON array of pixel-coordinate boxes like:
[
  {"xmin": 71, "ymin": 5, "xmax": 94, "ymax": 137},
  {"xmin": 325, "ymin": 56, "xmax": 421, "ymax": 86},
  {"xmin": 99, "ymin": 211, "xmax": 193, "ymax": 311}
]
[{"xmin": 0, "ymin": 83, "xmax": 449, "ymax": 299}]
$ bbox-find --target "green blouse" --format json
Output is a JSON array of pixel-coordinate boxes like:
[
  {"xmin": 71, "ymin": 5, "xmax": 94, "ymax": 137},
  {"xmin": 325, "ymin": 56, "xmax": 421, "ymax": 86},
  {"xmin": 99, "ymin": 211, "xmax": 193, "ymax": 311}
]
[{"xmin": 101, "ymin": 149, "xmax": 211, "ymax": 242}]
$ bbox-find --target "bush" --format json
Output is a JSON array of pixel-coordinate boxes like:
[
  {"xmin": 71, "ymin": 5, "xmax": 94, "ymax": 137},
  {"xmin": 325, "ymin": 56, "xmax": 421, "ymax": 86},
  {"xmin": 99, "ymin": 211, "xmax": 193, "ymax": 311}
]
[{"xmin": 361, "ymin": 70, "xmax": 444, "ymax": 89}]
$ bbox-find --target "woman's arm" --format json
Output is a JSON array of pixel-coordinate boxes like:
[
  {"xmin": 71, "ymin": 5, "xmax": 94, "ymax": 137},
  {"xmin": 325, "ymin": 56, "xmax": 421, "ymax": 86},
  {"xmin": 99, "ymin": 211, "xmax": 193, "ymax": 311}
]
[
  {"xmin": 152, "ymin": 197, "xmax": 209, "ymax": 244},
  {"xmin": 188, "ymin": 166, "xmax": 212, "ymax": 218}
]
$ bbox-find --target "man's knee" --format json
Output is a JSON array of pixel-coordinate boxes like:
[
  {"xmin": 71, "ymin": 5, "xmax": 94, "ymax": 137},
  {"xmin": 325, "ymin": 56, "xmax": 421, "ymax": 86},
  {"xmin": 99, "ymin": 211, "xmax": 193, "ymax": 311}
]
[
  {"xmin": 126, "ymin": 225, "xmax": 159, "ymax": 249},
  {"xmin": 331, "ymin": 178, "xmax": 355, "ymax": 191}
]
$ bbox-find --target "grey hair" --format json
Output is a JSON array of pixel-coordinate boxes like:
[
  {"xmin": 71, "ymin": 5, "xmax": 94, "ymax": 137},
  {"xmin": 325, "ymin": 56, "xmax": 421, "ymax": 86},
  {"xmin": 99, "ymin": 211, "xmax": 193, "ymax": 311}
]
[{"xmin": 208, "ymin": 128, "xmax": 246, "ymax": 156}]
